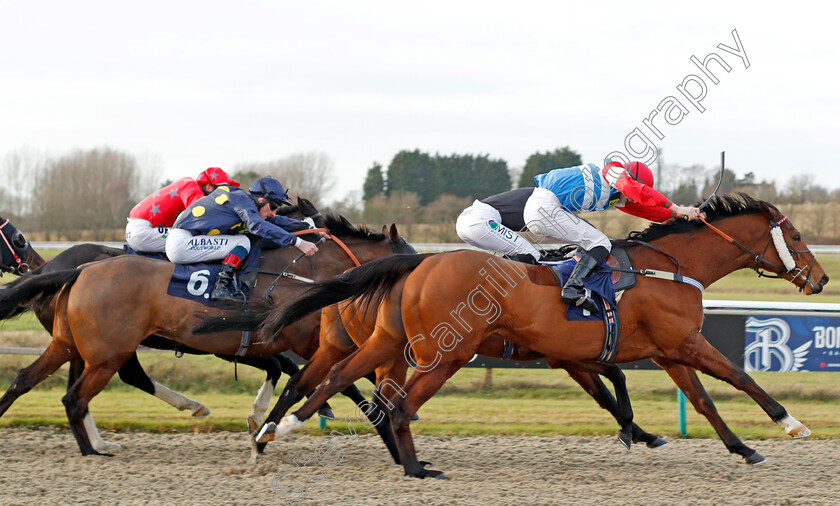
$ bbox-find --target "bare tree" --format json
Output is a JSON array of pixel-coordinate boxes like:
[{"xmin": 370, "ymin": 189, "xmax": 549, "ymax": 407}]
[
  {"xmin": 34, "ymin": 147, "xmax": 141, "ymax": 240},
  {"xmin": 1, "ymin": 147, "xmax": 48, "ymax": 227},
  {"xmin": 234, "ymin": 151, "xmax": 336, "ymax": 207}
]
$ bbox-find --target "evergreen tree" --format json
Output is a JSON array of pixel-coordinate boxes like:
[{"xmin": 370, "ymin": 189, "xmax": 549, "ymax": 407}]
[
  {"xmin": 518, "ymin": 147, "xmax": 582, "ymax": 187},
  {"xmin": 386, "ymin": 149, "xmax": 434, "ymax": 203},
  {"xmin": 362, "ymin": 162, "xmax": 385, "ymax": 201}
]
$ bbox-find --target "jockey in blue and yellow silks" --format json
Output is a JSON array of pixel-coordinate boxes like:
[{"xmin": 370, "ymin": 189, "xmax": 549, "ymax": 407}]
[{"xmin": 165, "ymin": 176, "xmax": 321, "ymax": 301}]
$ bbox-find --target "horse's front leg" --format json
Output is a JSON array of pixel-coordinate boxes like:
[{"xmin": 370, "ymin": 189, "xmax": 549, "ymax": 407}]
[
  {"xmin": 652, "ymin": 356, "xmax": 766, "ymax": 464},
  {"xmin": 672, "ymin": 329, "xmax": 809, "ymax": 438}
]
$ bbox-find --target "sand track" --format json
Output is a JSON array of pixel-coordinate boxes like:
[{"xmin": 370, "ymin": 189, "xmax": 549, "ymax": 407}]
[{"xmin": 0, "ymin": 428, "xmax": 838, "ymax": 505}]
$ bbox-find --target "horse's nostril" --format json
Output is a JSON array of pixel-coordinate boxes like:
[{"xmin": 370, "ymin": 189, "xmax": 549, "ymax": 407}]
[{"xmin": 821, "ymin": 274, "xmax": 829, "ymax": 286}]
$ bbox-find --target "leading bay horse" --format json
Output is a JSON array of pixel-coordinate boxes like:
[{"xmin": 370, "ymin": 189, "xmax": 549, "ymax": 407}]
[
  {"xmin": 0, "ymin": 201, "xmax": 335, "ymax": 451},
  {"xmin": 254, "ymin": 194, "xmax": 828, "ymax": 478},
  {"xmin": 0, "ymin": 215, "xmax": 415, "ymax": 457}
]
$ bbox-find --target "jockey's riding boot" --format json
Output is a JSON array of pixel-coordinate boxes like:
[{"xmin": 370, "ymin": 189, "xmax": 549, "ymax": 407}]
[
  {"xmin": 505, "ymin": 253, "xmax": 539, "ymax": 265},
  {"xmin": 211, "ymin": 263, "xmax": 239, "ymax": 302},
  {"xmin": 560, "ymin": 253, "xmax": 601, "ymax": 314}
]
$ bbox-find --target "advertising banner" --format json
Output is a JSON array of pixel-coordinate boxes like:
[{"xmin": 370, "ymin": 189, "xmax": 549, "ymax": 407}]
[{"xmin": 745, "ymin": 316, "xmax": 840, "ymax": 372}]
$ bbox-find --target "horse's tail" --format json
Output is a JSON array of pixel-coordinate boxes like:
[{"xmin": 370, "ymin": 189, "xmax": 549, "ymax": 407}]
[
  {"xmin": 0, "ymin": 269, "xmax": 83, "ymax": 320},
  {"xmin": 262, "ymin": 253, "xmax": 432, "ymax": 339}
]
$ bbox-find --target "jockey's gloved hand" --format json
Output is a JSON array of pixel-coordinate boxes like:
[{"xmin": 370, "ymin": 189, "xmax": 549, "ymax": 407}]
[
  {"xmin": 297, "ymin": 240, "xmax": 318, "ymax": 256},
  {"xmin": 670, "ymin": 204, "xmax": 706, "ymax": 221}
]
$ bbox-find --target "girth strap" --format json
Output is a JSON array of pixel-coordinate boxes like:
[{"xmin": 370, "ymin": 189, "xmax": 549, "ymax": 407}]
[{"xmin": 235, "ymin": 330, "xmax": 251, "ymax": 357}]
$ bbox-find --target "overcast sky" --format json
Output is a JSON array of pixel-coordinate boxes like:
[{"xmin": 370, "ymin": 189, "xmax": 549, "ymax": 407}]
[{"xmin": 2, "ymin": 1, "xmax": 838, "ymax": 203}]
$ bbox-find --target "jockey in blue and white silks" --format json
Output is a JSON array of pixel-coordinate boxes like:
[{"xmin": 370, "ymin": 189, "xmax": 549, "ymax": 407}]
[
  {"xmin": 456, "ymin": 161, "xmax": 705, "ymax": 313},
  {"xmin": 165, "ymin": 176, "xmax": 321, "ymax": 301}
]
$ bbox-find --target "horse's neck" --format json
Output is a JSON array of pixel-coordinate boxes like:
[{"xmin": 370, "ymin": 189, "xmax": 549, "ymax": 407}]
[{"xmin": 642, "ymin": 221, "xmax": 759, "ymax": 288}]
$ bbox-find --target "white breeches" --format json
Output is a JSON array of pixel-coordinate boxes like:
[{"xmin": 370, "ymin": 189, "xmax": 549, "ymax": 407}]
[
  {"xmin": 165, "ymin": 228, "xmax": 251, "ymax": 264},
  {"xmin": 455, "ymin": 200, "xmax": 541, "ymax": 260},
  {"xmin": 125, "ymin": 219, "xmax": 168, "ymax": 253},
  {"xmin": 522, "ymin": 188, "xmax": 611, "ymax": 252}
]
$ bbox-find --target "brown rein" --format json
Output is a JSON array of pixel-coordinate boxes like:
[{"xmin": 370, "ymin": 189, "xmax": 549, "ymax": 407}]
[{"xmin": 293, "ymin": 228, "xmax": 361, "ymax": 267}]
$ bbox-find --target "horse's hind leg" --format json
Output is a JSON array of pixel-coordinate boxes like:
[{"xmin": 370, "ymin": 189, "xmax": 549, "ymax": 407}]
[
  {"xmin": 259, "ymin": 327, "xmax": 405, "ymax": 442},
  {"xmin": 390, "ymin": 359, "xmax": 469, "ymax": 479},
  {"xmin": 562, "ymin": 363, "xmax": 666, "ymax": 448},
  {"xmin": 275, "ymin": 353, "xmax": 335, "ymax": 421},
  {"xmin": 62, "ymin": 353, "xmax": 135, "ymax": 456},
  {"xmin": 67, "ymin": 356, "xmax": 122, "ymax": 453},
  {"xmin": 674, "ymin": 330, "xmax": 808, "ymax": 438},
  {"xmin": 254, "ymin": 342, "xmax": 355, "ymax": 447},
  {"xmin": 653, "ymin": 357, "xmax": 765, "ymax": 465},
  {"xmin": 0, "ymin": 340, "xmax": 76, "ymax": 417},
  {"xmin": 119, "ymin": 353, "xmax": 210, "ymax": 417}
]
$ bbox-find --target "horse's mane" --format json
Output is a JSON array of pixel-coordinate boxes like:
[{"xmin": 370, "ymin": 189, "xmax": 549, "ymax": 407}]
[
  {"xmin": 613, "ymin": 193, "xmax": 772, "ymax": 247},
  {"xmin": 324, "ymin": 214, "xmax": 387, "ymax": 241}
]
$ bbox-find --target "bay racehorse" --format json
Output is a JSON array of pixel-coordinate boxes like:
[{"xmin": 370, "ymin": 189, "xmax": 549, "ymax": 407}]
[
  {"xmin": 0, "ymin": 201, "xmax": 336, "ymax": 451},
  {"xmin": 249, "ymin": 194, "xmax": 828, "ymax": 478},
  {"xmin": 0, "ymin": 214, "xmax": 415, "ymax": 458},
  {"xmin": 195, "ymin": 269, "xmax": 666, "ymax": 460}
]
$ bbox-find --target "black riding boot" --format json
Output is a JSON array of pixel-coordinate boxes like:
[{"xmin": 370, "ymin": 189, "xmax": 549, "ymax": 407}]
[
  {"xmin": 560, "ymin": 253, "xmax": 601, "ymax": 314},
  {"xmin": 505, "ymin": 253, "xmax": 539, "ymax": 265},
  {"xmin": 211, "ymin": 263, "xmax": 239, "ymax": 302}
]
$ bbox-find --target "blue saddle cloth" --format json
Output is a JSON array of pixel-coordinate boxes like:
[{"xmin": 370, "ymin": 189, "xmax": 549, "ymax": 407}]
[
  {"xmin": 548, "ymin": 259, "xmax": 617, "ymax": 321},
  {"xmin": 123, "ymin": 244, "xmax": 261, "ymax": 306}
]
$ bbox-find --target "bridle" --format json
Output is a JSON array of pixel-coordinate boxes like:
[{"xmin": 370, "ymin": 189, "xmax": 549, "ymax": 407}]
[
  {"xmin": 699, "ymin": 215, "xmax": 817, "ymax": 292},
  {"xmin": 0, "ymin": 219, "xmax": 30, "ymax": 276}
]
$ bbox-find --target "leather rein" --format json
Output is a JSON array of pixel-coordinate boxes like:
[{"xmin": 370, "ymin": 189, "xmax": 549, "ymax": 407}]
[{"xmin": 259, "ymin": 227, "xmax": 362, "ymax": 303}]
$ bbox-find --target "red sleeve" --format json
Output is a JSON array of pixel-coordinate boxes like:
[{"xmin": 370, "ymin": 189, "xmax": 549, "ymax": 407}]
[
  {"xmin": 178, "ymin": 179, "xmax": 206, "ymax": 207},
  {"xmin": 613, "ymin": 173, "xmax": 671, "ymax": 208},
  {"xmin": 617, "ymin": 201, "xmax": 674, "ymax": 222}
]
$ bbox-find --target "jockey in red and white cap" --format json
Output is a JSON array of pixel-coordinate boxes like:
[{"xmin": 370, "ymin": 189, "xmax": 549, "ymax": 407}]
[
  {"xmin": 456, "ymin": 160, "xmax": 704, "ymax": 313},
  {"xmin": 125, "ymin": 167, "xmax": 239, "ymax": 253}
]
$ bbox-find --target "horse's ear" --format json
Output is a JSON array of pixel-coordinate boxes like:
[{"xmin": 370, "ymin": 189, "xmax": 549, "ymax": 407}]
[
  {"xmin": 297, "ymin": 197, "xmax": 317, "ymax": 215},
  {"xmin": 389, "ymin": 223, "xmax": 399, "ymax": 243},
  {"xmin": 381, "ymin": 225, "xmax": 388, "ymax": 234},
  {"xmin": 759, "ymin": 201, "xmax": 779, "ymax": 221}
]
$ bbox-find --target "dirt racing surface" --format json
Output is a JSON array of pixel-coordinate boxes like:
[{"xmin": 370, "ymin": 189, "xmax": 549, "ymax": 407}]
[{"xmin": 0, "ymin": 428, "xmax": 838, "ymax": 505}]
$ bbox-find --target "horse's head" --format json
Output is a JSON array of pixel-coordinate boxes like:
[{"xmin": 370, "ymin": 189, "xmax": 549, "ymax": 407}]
[
  {"xmin": 0, "ymin": 217, "xmax": 42, "ymax": 276},
  {"xmin": 751, "ymin": 201, "xmax": 829, "ymax": 294},
  {"xmin": 382, "ymin": 223, "xmax": 417, "ymax": 255}
]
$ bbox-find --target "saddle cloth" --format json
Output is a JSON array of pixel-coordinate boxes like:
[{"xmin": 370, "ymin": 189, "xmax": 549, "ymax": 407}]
[
  {"xmin": 529, "ymin": 245, "xmax": 636, "ymax": 363},
  {"xmin": 124, "ymin": 244, "xmax": 261, "ymax": 306}
]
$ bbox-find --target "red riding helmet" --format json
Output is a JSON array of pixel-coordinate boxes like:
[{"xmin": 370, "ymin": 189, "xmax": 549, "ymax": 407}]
[
  {"xmin": 606, "ymin": 160, "xmax": 654, "ymax": 187},
  {"xmin": 196, "ymin": 167, "xmax": 240, "ymax": 187}
]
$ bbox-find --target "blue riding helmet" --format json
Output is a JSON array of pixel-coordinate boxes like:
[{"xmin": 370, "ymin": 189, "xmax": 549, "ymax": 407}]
[{"xmin": 248, "ymin": 176, "xmax": 291, "ymax": 205}]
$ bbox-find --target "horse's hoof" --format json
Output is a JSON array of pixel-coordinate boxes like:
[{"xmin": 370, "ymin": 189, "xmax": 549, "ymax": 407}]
[
  {"xmin": 779, "ymin": 415, "xmax": 811, "ymax": 438},
  {"xmin": 617, "ymin": 431, "xmax": 632, "ymax": 450},
  {"xmin": 191, "ymin": 405, "xmax": 211, "ymax": 418},
  {"xmin": 411, "ymin": 413, "xmax": 420, "ymax": 422},
  {"xmin": 788, "ymin": 424, "xmax": 811, "ymax": 439},
  {"xmin": 83, "ymin": 450, "xmax": 115, "ymax": 457},
  {"xmin": 744, "ymin": 450, "xmax": 767, "ymax": 465},
  {"xmin": 318, "ymin": 406, "xmax": 335, "ymax": 421},
  {"xmin": 433, "ymin": 472, "xmax": 450, "ymax": 480},
  {"xmin": 247, "ymin": 415, "xmax": 260, "ymax": 434},
  {"xmin": 256, "ymin": 423, "xmax": 277, "ymax": 443},
  {"xmin": 646, "ymin": 437, "xmax": 669, "ymax": 449},
  {"xmin": 92, "ymin": 440, "xmax": 122, "ymax": 453},
  {"xmin": 275, "ymin": 414, "xmax": 305, "ymax": 437}
]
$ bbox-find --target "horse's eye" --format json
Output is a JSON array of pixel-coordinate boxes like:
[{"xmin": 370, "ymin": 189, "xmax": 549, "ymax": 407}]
[
  {"xmin": 11, "ymin": 231, "xmax": 27, "ymax": 249},
  {"xmin": 793, "ymin": 234, "xmax": 801, "ymax": 242}
]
